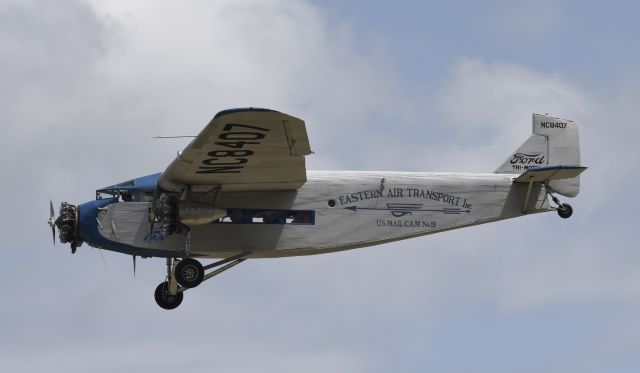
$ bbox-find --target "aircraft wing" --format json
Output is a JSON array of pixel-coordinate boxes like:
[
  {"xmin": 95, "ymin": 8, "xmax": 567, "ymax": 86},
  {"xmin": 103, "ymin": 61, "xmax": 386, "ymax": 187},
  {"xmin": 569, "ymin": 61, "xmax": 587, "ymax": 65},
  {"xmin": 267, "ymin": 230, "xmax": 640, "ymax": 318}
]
[
  {"xmin": 513, "ymin": 165, "xmax": 587, "ymax": 184},
  {"xmin": 158, "ymin": 108, "xmax": 312, "ymax": 193}
]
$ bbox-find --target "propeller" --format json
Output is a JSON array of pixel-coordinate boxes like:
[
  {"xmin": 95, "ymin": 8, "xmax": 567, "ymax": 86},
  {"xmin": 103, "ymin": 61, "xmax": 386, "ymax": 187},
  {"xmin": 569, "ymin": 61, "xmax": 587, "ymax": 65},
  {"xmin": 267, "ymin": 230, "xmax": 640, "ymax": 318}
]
[{"xmin": 48, "ymin": 200, "xmax": 56, "ymax": 246}]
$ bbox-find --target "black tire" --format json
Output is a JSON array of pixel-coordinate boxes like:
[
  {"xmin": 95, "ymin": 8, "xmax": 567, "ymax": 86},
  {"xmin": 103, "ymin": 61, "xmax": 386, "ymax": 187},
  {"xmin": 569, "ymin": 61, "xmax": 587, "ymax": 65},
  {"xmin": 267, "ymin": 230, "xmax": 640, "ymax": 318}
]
[
  {"xmin": 557, "ymin": 203, "xmax": 573, "ymax": 219},
  {"xmin": 174, "ymin": 258, "xmax": 204, "ymax": 288},
  {"xmin": 154, "ymin": 281, "xmax": 183, "ymax": 310}
]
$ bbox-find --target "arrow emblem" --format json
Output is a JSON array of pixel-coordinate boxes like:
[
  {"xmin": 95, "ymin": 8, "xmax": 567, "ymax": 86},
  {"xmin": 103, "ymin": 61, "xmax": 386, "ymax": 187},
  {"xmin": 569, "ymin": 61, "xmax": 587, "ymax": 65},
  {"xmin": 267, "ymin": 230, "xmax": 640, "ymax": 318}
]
[{"xmin": 345, "ymin": 203, "xmax": 471, "ymax": 217}]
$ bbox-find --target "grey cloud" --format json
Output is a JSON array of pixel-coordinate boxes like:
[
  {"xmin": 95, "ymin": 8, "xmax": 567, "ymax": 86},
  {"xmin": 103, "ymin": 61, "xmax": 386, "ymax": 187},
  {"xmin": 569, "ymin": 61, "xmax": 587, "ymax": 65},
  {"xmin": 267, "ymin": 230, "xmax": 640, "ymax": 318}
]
[{"xmin": 2, "ymin": 1, "xmax": 640, "ymax": 372}]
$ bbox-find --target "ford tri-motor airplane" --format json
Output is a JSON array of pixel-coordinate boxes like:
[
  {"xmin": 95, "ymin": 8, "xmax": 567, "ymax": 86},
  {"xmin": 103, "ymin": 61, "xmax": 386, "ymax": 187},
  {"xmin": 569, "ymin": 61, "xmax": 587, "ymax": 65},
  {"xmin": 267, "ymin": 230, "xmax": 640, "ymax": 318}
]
[{"xmin": 48, "ymin": 109, "xmax": 586, "ymax": 309}]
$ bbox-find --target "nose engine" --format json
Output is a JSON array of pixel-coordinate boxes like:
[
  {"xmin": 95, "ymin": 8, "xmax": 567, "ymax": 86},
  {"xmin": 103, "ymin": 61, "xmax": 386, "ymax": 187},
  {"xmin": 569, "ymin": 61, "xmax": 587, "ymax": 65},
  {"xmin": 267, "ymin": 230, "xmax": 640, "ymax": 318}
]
[{"xmin": 49, "ymin": 201, "xmax": 81, "ymax": 253}]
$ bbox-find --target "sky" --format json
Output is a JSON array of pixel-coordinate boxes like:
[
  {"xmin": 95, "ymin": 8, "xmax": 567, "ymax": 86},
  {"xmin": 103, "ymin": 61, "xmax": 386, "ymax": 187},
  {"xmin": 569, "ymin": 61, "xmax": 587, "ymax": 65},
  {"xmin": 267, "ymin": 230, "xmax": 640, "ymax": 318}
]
[{"xmin": 1, "ymin": 0, "xmax": 639, "ymax": 372}]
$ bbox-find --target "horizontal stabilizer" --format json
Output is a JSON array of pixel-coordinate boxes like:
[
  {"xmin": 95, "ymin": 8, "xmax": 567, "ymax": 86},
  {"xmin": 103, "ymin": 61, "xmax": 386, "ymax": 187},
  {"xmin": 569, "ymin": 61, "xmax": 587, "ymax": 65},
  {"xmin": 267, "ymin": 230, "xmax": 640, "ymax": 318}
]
[{"xmin": 513, "ymin": 165, "xmax": 587, "ymax": 184}]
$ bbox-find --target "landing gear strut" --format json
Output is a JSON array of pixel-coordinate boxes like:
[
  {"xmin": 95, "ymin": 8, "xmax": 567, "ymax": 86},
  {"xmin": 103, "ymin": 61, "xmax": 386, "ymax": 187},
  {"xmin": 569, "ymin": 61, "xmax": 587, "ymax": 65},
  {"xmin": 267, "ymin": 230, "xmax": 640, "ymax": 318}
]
[
  {"xmin": 154, "ymin": 251, "xmax": 252, "ymax": 310},
  {"xmin": 536, "ymin": 181, "xmax": 574, "ymax": 219}
]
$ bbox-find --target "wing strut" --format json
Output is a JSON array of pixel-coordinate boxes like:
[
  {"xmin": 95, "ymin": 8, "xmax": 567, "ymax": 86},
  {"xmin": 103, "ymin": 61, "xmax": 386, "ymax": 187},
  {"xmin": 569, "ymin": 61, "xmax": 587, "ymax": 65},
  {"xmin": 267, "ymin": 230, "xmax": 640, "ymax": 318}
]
[{"xmin": 522, "ymin": 175, "xmax": 536, "ymax": 214}]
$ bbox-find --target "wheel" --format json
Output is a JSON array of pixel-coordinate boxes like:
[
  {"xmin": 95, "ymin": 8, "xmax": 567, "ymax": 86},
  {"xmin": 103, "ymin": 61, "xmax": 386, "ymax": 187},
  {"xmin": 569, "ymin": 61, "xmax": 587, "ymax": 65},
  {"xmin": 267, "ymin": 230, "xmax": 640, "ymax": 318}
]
[
  {"xmin": 154, "ymin": 281, "xmax": 183, "ymax": 310},
  {"xmin": 174, "ymin": 258, "xmax": 204, "ymax": 288},
  {"xmin": 557, "ymin": 203, "xmax": 573, "ymax": 219}
]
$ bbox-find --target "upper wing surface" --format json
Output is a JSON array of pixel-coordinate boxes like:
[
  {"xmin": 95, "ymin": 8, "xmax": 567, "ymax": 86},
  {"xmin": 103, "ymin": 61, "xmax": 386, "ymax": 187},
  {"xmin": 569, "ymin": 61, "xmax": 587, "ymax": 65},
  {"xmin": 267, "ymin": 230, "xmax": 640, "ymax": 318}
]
[{"xmin": 158, "ymin": 108, "xmax": 312, "ymax": 192}]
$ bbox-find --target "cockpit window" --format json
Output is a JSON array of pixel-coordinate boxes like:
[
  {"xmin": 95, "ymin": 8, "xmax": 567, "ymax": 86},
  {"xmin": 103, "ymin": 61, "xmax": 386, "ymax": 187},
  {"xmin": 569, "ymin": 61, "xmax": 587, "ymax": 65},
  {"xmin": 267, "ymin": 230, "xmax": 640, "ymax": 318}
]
[{"xmin": 107, "ymin": 190, "xmax": 155, "ymax": 202}]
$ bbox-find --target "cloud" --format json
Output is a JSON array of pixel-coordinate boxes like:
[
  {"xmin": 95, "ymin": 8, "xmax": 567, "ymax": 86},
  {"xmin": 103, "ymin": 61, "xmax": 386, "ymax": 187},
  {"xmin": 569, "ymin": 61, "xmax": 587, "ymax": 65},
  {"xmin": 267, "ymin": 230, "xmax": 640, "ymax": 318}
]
[
  {"xmin": 0, "ymin": 2, "xmax": 410, "ymax": 371},
  {"xmin": 324, "ymin": 57, "xmax": 592, "ymax": 174},
  {"xmin": 424, "ymin": 57, "xmax": 589, "ymax": 171},
  {"xmin": 2, "ymin": 1, "xmax": 640, "ymax": 372},
  {"xmin": 1, "ymin": 0, "xmax": 400, "ymax": 227},
  {"xmin": 83, "ymin": 0, "xmax": 400, "ymax": 170},
  {"xmin": 488, "ymin": 1, "xmax": 566, "ymax": 41}
]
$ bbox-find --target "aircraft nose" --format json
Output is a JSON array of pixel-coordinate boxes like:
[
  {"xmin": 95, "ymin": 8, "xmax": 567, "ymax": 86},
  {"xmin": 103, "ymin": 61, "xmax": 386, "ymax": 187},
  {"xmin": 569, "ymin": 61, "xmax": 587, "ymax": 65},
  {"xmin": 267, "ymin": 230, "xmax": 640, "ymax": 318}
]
[
  {"xmin": 51, "ymin": 201, "xmax": 80, "ymax": 253},
  {"xmin": 76, "ymin": 200, "xmax": 100, "ymax": 247},
  {"xmin": 76, "ymin": 197, "xmax": 119, "ymax": 250}
]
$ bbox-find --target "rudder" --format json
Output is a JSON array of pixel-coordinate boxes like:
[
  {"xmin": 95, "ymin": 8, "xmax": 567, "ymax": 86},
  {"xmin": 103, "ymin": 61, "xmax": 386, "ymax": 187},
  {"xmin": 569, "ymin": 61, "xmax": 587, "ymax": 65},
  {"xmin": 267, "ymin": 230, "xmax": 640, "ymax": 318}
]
[{"xmin": 496, "ymin": 114, "xmax": 581, "ymax": 197}]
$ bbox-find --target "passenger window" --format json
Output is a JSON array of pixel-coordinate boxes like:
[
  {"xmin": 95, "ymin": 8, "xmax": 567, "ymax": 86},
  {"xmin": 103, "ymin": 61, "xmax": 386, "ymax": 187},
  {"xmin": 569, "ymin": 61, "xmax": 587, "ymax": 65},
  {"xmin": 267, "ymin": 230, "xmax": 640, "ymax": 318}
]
[{"xmin": 217, "ymin": 209, "xmax": 314, "ymax": 225}]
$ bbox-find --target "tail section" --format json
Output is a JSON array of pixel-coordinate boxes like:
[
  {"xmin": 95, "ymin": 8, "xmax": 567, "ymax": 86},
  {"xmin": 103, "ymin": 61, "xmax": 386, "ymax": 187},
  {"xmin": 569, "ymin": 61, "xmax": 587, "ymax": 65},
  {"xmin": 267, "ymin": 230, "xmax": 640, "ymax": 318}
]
[{"xmin": 496, "ymin": 114, "xmax": 582, "ymax": 197}]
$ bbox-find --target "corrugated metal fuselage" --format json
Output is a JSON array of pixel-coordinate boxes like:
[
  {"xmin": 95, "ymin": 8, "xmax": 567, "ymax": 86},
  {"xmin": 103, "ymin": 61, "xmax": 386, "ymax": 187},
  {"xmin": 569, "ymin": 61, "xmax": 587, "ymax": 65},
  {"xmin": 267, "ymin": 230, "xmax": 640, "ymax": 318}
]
[{"xmin": 85, "ymin": 171, "xmax": 550, "ymax": 258}]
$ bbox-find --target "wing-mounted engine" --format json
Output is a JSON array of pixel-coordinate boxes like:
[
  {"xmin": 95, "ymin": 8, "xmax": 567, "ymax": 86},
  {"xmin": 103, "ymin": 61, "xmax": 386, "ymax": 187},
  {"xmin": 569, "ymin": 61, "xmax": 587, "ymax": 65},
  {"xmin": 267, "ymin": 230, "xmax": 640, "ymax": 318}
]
[
  {"xmin": 154, "ymin": 193, "xmax": 226, "ymax": 236},
  {"xmin": 156, "ymin": 194, "xmax": 179, "ymax": 236}
]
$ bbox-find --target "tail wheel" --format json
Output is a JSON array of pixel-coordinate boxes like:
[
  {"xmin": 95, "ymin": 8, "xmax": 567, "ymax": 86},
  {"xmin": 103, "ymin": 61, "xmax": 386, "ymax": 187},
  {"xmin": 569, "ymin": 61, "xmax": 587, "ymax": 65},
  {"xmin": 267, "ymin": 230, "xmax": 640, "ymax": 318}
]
[
  {"xmin": 557, "ymin": 203, "xmax": 573, "ymax": 219},
  {"xmin": 175, "ymin": 258, "xmax": 204, "ymax": 288},
  {"xmin": 154, "ymin": 282, "xmax": 183, "ymax": 310}
]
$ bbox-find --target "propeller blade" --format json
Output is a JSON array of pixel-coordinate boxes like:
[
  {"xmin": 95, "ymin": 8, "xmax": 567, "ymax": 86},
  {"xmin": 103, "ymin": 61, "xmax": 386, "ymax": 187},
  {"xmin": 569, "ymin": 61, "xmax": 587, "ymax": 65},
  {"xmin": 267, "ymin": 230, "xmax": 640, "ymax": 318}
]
[
  {"xmin": 48, "ymin": 199, "xmax": 56, "ymax": 246},
  {"xmin": 133, "ymin": 255, "xmax": 137, "ymax": 277}
]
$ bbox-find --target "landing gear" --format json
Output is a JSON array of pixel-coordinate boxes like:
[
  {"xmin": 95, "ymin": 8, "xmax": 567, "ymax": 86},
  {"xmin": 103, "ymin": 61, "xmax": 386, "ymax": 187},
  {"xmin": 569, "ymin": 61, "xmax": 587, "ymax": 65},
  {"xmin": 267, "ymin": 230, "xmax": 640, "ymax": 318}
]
[
  {"xmin": 175, "ymin": 258, "xmax": 204, "ymax": 288},
  {"xmin": 153, "ymin": 252, "xmax": 252, "ymax": 310},
  {"xmin": 154, "ymin": 281, "xmax": 183, "ymax": 310},
  {"xmin": 549, "ymin": 193, "xmax": 573, "ymax": 219},
  {"xmin": 519, "ymin": 178, "xmax": 579, "ymax": 220},
  {"xmin": 557, "ymin": 203, "xmax": 573, "ymax": 219}
]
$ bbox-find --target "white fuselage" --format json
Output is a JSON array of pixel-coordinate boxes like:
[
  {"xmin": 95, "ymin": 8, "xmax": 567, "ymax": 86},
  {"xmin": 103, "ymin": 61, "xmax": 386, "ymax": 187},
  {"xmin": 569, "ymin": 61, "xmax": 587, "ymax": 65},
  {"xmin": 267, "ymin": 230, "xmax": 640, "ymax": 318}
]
[{"xmin": 96, "ymin": 171, "xmax": 550, "ymax": 258}]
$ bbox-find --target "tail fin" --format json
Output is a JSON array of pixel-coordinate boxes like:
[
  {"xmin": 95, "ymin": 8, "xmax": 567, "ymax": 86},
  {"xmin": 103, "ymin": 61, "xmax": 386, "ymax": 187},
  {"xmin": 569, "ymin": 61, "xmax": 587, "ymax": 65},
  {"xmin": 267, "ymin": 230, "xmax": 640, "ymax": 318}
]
[{"xmin": 496, "ymin": 113, "xmax": 582, "ymax": 197}]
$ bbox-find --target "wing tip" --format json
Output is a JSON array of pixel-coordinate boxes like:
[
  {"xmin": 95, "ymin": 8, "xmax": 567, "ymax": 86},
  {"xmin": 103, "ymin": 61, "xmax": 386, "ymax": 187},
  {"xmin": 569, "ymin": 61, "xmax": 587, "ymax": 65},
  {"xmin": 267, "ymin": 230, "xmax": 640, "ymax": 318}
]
[{"xmin": 213, "ymin": 107, "xmax": 280, "ymax": 119}]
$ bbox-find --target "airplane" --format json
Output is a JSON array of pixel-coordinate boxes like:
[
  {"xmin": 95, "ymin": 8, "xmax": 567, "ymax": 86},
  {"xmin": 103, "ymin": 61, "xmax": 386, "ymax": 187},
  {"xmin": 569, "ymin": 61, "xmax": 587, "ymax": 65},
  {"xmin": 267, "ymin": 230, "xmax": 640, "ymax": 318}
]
[{"xmin": 48, "ymin": 108, "xmax": 586, "ymax": 309}]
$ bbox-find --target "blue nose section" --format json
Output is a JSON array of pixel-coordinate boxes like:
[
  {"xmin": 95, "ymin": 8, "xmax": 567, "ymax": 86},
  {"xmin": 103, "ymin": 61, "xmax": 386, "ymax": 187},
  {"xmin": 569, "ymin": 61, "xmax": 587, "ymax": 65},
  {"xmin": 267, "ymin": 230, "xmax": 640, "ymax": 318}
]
[
  {"xmin": 77, "ymin": 197, "xmax": 118, "ymax": 247},
  {"xmin": 75, "ymin": 197, "xmax": 175, "ymax": 258}
]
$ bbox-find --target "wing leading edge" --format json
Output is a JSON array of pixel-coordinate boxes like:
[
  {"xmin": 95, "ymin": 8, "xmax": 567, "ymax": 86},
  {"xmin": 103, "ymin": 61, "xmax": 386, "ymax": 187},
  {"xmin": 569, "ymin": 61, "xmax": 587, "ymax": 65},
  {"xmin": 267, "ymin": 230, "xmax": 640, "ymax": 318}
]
[{"xmin": 158, "ymin": 108, "xmax": 312, "ymax": 193}]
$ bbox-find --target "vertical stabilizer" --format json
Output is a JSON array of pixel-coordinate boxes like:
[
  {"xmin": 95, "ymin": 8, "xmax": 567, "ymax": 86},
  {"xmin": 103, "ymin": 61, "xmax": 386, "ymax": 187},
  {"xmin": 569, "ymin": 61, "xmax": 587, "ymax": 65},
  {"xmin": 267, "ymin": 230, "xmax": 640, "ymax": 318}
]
[{"xmin": 496, "ymin": 114, "xmax": 581, "ymax": 197}]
